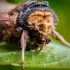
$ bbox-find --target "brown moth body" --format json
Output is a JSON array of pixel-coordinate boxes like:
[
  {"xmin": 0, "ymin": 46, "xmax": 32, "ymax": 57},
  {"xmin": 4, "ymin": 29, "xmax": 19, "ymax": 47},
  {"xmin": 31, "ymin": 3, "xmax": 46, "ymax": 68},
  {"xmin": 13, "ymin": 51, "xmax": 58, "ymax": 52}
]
[{"xmin": 0, "ymin": 1, "xmax": 70, "ymax": 68}]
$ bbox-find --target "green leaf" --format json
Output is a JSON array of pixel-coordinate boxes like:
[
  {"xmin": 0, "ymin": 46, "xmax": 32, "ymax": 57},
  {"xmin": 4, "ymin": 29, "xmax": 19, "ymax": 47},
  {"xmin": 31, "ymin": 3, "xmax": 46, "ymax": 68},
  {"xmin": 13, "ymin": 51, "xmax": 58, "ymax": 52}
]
[{"xmin": 0, "ymin": 41, "xmax": 70, "ymax": 70}]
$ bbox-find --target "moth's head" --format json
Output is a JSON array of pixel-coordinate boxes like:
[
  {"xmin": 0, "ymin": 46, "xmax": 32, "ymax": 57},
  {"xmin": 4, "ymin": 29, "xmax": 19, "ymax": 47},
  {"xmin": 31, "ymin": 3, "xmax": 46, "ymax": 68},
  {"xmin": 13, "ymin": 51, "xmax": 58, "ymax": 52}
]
[
  {"xmin": 16, "ymin": 1, "xmax": 58, "ymax": 44},
  {"xmin": 27, "ymin": 10, "xmax": 54, "ymax": 44},
  {"xmin": 27, "ymin": 10, "xmax": 54, "ymax": 32}
]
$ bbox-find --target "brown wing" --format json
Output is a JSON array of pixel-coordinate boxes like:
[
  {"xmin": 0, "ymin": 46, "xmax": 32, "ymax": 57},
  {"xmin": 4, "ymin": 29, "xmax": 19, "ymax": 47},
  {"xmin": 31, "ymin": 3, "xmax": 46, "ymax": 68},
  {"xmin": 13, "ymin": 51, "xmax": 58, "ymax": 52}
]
[
  {"xmin": 0, "ymin": 1, "xmax": 17, "ymax": 28},
  {"xmin": 0, "ymin": 1, "xmax": 33, "ymax": 28},
  {"xmin": 0, "ymin": 13, "xmax": 15, "ymax": 27}
]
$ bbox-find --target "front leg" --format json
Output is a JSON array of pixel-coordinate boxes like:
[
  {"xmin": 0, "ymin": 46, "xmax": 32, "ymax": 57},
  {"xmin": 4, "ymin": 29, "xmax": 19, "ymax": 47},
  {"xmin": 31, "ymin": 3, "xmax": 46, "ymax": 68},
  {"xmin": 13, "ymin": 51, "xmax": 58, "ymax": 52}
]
[
  {"xmin": 52, "ymin": 30, "xmax": 70, "ymax": 47},
  {"xmin": 21, "ymin": 30, "xmax": 28, "ymax": 68}
]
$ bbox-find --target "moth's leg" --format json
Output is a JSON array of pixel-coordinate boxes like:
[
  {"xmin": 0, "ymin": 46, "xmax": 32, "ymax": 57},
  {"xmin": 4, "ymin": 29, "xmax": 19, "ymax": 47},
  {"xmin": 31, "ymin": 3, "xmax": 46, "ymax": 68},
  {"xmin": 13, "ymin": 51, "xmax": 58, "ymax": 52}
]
[
  {"xmin": 45, "ymin": 46, "xmax": 56, "ymax": 55},
  {"xmin": 35, "ymin": 43, "xmax": 44, "ymax": 52},
  {"xmin": 21, "ymin": 30, "xmax": 28, "ymax": 68},
  {"xmin": 52, "ymin": 30, "xmax": 70, "ymax": 47}
]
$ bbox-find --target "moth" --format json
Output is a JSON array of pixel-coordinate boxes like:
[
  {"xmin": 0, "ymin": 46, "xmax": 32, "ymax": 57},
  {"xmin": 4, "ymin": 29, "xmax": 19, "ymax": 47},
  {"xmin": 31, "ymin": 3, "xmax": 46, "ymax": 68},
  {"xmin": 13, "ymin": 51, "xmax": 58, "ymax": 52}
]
[{"xmin": 0, "ymin": 0, "xmax": 70, "ymax": 68}]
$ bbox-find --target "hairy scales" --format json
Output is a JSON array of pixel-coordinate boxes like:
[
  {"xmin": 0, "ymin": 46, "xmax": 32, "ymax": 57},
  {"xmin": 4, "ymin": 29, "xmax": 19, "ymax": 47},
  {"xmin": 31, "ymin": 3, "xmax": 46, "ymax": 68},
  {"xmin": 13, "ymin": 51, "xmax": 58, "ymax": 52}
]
[{"xmin": 0, "ymin": 1, "xmax": 58, "ymax": 51}]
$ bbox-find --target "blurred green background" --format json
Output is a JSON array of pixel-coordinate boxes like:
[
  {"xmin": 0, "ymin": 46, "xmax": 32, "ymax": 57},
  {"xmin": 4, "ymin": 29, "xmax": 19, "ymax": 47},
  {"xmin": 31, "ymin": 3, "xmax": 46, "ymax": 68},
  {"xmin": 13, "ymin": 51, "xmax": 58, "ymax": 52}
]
[{"xmin": 0, "ymin": 0, "xmax": 70, "ymax": 70}]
